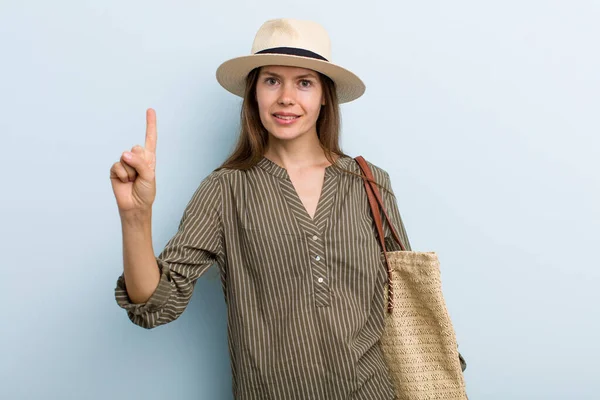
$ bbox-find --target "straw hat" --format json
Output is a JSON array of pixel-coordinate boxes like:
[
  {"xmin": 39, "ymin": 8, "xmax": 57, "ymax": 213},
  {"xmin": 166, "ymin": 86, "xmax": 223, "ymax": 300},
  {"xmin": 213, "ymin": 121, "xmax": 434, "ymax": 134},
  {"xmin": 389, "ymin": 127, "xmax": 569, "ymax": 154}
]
[{"xmin": 216, "ymin": 18, "xmax": 366, "ymax": 103}]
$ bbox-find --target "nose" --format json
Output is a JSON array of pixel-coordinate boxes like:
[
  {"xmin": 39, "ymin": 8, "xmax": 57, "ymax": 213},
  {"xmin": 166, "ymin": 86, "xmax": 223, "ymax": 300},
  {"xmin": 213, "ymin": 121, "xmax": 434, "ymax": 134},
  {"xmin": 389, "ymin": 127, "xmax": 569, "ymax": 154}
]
[{"xmin": 277, "ymin": 82, "xmax": 296, "ymax": 106}]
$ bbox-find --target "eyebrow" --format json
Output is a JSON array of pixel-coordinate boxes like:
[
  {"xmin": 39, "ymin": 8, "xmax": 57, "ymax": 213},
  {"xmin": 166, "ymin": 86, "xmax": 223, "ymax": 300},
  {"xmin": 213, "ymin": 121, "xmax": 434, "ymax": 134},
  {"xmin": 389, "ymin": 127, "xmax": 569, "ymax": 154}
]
[{"xmin": 261, "ymin": 71, "xmax": 318, "ymax": 80}]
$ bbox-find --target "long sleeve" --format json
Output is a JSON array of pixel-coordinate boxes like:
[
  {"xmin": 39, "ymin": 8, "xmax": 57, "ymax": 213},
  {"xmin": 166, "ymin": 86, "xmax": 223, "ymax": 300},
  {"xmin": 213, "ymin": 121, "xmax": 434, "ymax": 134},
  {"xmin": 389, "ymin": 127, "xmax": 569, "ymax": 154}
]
[{"xmin": 114, "ymin": 174, "xmax": 224, "ymax": 329}]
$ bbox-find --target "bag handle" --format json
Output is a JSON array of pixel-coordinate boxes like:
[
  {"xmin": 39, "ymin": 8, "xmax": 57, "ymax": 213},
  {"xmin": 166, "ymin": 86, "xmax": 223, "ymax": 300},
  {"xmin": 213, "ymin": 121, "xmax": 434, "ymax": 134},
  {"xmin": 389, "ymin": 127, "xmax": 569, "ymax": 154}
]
[{"xmin": 354, "ymin": 156, "xmax": 407, "ymax": 313}]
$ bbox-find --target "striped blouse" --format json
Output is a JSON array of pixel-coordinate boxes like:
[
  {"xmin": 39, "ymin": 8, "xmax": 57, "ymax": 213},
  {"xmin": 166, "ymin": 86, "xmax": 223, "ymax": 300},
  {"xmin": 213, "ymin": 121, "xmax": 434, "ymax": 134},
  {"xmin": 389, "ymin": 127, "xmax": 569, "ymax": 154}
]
[{"xmin": 115, "ymin": 155, "xmax": 412, "ymax": 399}]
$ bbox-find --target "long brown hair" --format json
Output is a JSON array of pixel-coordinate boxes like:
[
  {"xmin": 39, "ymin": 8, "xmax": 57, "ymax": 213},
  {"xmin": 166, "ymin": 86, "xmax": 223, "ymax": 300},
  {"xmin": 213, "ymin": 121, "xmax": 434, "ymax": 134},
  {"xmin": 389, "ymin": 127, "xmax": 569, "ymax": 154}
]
[{"xmin": 215, "ymin": 66, "xmax": 389, "ymax": 193}]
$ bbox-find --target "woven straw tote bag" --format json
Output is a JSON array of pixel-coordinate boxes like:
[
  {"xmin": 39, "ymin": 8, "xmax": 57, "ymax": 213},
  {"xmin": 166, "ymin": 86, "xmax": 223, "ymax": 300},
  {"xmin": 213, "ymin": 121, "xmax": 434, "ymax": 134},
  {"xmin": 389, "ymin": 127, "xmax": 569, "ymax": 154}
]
[{"xmin": 355, "ymin": 156, "xmax": 468, "ymax": 400}]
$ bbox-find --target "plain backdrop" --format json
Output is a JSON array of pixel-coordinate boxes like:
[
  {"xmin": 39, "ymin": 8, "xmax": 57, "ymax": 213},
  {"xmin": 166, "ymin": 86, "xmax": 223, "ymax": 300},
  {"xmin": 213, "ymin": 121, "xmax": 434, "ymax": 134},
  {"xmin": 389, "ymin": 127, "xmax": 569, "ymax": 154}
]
[{"xmin": 1, "ymin": 1, "xmax": 599, "ymax": 399}]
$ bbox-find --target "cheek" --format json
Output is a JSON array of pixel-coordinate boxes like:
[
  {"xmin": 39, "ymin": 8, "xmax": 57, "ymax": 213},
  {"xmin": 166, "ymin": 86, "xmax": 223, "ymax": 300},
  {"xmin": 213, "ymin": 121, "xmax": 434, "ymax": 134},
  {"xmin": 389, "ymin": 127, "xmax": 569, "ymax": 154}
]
[
  {"xmin": 256, "ymin": 103, "xmax": 274, "ymax": 128},
  {"xmin": 255, "ymin": 89, "xmax": 272, "ymax": 115},
  {"xmin": 256, "ymin": 100, "xmax": 268, "ymax": 117},
  {"xmin": 301, "ymin": 97, "xmax": 323, "ymax": 120},
  {"xmin": 300, "ymin": 90, "xmax": 323, "ymax": 111}
]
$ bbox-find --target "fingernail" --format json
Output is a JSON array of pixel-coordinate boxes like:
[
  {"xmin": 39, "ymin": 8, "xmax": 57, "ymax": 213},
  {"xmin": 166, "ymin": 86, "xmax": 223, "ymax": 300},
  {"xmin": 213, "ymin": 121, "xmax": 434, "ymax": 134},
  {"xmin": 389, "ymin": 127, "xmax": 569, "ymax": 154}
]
[{"xmin": 124, "ymin": 152, "xmax": 132, "ymax": 159}]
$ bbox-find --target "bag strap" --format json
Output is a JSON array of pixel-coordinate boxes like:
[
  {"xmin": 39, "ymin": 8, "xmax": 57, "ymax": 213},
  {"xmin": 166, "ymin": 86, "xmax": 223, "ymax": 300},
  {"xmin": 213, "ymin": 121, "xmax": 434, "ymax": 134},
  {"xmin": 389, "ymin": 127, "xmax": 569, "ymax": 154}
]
[{"xmin": 354, "ymin": 156, "xmax": 407, "ymax": 313}]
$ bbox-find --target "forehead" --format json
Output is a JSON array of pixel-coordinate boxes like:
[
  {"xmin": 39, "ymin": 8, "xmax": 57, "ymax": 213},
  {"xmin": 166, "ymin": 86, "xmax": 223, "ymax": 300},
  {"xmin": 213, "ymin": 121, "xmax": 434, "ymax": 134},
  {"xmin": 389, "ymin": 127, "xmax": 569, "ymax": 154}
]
[{"xmin": 259, "ymin": 65, "xmax": 319, "ymax": 78}]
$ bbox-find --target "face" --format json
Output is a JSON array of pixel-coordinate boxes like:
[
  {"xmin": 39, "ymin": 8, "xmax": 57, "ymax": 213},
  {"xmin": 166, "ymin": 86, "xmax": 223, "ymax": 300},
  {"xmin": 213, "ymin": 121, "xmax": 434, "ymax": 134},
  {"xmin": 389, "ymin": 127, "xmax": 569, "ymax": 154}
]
[{"xmin": 255, "ymin": 65, "xmax": 325, "ymax": 142}]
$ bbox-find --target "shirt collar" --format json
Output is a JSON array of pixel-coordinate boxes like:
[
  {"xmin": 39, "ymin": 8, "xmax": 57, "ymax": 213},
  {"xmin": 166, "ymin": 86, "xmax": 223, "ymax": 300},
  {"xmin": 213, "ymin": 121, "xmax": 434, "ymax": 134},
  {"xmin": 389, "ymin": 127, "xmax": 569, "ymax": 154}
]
[{"xmin": 256, "ymin": 155, "xmax": 354, "ymax": 179}]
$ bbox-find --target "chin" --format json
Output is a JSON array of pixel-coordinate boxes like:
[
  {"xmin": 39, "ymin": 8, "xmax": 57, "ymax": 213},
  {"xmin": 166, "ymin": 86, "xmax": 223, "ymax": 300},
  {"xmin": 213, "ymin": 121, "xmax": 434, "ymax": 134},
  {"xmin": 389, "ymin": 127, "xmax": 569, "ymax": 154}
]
[{"xmin": 267, "ymin": 126, "xmax": 305, "ymax": 141}]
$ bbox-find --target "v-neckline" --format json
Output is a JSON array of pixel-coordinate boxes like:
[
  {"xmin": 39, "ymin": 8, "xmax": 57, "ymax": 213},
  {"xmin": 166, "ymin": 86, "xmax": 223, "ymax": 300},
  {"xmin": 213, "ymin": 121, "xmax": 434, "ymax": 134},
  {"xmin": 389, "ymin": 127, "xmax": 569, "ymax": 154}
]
[
  {"xmin": 257, "ymin": 156, "xmax": 342, "ymax": 229},
  {"xmin": 298, "ymin": 169, "xmax": 327, "ymax": 222}
]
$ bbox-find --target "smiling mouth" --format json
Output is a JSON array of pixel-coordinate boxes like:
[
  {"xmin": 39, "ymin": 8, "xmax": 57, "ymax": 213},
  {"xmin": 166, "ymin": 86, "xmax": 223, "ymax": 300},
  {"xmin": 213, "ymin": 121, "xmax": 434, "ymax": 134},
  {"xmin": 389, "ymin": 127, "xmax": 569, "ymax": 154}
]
[{"xmin": 273, "ymin": 114, "xmax": 300, "ymax": 120}]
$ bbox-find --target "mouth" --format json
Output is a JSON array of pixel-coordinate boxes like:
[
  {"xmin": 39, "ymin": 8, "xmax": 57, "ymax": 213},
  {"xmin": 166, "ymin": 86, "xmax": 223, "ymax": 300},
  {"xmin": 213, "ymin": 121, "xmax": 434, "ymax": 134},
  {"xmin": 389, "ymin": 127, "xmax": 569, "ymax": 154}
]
[{"xmin": 272, "ymin": 113, "xmax": 301, "ymax": 124}]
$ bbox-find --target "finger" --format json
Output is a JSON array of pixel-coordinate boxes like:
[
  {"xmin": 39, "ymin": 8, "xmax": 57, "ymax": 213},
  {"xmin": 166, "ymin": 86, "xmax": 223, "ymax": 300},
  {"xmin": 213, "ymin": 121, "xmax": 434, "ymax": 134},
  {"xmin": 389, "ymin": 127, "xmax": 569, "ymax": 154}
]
[
  {"xmin": 110, "ymin": 162, "xmax": 130, "ymax": 184},
  {"xmin": 130, "ymin": 144, "xmax": 155, "ymax": 172},
  {"xmin": 119, "ymin": 156, "xmax": 137, "ymax": 181},
  {"xmin": 145, "ymin": 108, "xmax": 157, "ymax": 154},
  {"xmin": 120, "ymin": 150, "xmax": 154, "ymax": 182},
  {"xmin": 130, "ymin": 144, "xmax": 144, "ymax": 155}
]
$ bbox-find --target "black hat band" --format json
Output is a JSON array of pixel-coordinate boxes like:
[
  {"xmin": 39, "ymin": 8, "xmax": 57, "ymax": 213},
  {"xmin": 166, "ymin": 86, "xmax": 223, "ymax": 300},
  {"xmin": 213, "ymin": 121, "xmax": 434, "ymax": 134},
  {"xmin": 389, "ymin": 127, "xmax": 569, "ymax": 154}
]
[{"xmin": 254, "ymin": 47, "xmax": 328, "ymax": 62}]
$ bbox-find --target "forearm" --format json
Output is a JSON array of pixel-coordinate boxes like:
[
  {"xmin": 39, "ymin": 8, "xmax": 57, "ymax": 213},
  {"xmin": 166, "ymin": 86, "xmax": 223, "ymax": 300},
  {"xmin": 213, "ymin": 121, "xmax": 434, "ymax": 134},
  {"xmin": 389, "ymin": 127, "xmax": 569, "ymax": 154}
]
[{"xmin": 120, "ymin": 210, "xmax": 160, "ymax": 304}]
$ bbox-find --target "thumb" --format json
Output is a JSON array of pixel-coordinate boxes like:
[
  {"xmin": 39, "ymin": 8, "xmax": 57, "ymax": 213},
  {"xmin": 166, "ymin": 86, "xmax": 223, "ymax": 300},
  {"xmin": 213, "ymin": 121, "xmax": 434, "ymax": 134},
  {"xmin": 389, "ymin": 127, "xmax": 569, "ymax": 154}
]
[{"xmin": 121, "ymin": 151, "xmax": 154, "ymax": 182}]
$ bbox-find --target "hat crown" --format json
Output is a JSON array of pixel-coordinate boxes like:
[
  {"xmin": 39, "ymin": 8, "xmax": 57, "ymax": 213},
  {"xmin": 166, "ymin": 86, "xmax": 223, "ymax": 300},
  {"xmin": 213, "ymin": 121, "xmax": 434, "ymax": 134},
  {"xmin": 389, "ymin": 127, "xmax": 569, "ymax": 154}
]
[{"xmin": 251, "ymin": 19, "xmax": 332, "ymax": 61}]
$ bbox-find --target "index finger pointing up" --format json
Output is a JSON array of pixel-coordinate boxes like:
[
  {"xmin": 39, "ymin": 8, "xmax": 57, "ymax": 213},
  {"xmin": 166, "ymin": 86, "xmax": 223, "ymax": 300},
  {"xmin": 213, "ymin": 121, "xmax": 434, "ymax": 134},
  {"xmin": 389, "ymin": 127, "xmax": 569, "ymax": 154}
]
[{"xmin": 145, "ymin": 108, "xmax": 157, "ymax": 153}]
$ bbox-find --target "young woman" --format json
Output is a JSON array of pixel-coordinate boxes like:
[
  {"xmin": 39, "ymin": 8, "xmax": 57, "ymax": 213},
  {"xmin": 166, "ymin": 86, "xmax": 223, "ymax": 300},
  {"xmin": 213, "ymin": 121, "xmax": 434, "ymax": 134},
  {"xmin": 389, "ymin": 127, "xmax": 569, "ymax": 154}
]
[{"xmin": 110, "ymin": 19, "xmax": 411, "ymax": 399}]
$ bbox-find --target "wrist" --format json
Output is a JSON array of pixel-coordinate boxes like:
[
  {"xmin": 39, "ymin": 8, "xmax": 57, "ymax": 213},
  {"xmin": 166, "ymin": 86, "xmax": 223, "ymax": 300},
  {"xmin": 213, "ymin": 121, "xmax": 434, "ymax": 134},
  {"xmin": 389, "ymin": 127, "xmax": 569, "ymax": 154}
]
[{"xmin": 120, "ymin": 208, "xmax": 152, "ymax": 227}]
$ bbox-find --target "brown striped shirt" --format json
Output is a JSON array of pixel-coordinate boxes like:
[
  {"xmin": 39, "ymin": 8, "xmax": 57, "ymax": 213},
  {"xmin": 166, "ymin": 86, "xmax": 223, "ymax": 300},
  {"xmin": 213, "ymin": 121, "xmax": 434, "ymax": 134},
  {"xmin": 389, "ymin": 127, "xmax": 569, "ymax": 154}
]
[{"xmin": 115, "ymin": 155, "xmax": 412, "ymax": 399}]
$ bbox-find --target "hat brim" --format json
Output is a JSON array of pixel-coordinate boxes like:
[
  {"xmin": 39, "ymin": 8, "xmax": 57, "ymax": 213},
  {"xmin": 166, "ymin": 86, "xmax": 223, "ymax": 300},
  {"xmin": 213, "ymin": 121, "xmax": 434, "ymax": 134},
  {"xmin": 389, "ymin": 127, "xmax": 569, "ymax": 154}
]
[{"xmin": 216, "ymin": 54, "xmax": 366, "ymax": 104}]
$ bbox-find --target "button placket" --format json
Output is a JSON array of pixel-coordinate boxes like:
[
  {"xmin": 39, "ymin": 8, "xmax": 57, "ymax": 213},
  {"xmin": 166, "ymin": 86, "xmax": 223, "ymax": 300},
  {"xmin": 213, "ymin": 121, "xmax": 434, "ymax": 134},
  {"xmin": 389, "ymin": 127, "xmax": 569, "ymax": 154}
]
[{"xmin": 307, "ymin": 231, "xmax": 330, "ymax": 307}]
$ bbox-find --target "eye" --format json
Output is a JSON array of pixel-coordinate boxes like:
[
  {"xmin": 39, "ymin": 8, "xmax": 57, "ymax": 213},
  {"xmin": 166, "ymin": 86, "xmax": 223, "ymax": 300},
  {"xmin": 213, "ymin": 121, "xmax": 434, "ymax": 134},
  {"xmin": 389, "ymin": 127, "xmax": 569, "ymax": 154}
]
[
  {"xmin": 264, "ymin": 77, "xmax": 278, "ymax": 85},
  {"xmin": 299, "ymin": 79, "xmax": 313, "ymax": 88}
]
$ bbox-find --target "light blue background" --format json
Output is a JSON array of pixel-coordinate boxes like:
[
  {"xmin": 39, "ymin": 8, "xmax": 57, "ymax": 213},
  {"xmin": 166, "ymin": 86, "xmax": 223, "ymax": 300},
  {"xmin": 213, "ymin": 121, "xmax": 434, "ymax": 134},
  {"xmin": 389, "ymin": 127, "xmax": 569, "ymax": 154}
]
[{"xmin": 1, "ymin": 1, "xmax": 598, "ymax": 399}]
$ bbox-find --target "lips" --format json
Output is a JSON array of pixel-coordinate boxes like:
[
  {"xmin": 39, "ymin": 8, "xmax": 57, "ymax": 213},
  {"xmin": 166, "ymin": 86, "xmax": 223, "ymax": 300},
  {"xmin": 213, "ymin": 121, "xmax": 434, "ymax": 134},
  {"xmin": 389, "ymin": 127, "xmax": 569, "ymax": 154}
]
[
  {"xmin": 272, "ymin": 113, "xmax": 301, "ymax": 125},
  {"xmin": 273, "ymin": 114, "xmax": 300, "ymax": 120}
]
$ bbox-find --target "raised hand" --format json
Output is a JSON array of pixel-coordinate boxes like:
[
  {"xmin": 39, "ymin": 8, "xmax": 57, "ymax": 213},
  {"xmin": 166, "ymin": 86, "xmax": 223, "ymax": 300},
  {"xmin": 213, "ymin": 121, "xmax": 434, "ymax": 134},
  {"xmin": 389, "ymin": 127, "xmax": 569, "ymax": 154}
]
[{"xmin": 110, "ymin": 108, "xmax": 158, "ymax": 215}]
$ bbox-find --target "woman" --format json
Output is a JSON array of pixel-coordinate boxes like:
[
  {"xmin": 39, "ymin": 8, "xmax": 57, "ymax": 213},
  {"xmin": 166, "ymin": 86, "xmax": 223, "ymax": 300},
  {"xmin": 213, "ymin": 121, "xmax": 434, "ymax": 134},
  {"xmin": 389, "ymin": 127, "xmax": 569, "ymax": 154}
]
[{"xmin": 110, "ymin": 19, "xmax": 411, "ymax": 399}]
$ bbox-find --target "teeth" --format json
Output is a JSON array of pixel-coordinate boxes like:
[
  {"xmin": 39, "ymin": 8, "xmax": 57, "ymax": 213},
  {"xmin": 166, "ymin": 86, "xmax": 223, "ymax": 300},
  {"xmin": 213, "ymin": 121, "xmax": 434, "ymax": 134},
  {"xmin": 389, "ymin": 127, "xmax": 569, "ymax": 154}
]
[{"xmin": 275, "ymin": 115, "xmax": 298, "ymax": 120}]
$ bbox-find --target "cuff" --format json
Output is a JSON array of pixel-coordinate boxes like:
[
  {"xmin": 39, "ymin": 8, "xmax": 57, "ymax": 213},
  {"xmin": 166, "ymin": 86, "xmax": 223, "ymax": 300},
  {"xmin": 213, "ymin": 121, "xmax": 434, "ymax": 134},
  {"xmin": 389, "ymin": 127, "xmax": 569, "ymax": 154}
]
[{"xmin": 114, "ymin": 263, "xmax": 173, "ymax": 316}]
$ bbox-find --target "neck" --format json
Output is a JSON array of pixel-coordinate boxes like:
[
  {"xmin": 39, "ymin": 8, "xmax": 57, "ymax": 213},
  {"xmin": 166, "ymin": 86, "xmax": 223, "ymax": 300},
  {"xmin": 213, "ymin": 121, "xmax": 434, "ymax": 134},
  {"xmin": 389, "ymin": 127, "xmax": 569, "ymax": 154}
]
[{"xmin": 264, "ymin": 131, "xmax": 336, "ymax": 171}]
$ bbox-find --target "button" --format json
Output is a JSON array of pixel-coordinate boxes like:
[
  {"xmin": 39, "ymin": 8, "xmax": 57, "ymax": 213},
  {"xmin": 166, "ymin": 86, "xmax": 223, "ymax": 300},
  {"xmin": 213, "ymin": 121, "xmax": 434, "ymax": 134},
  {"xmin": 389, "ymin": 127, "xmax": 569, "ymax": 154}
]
[
  {"xmin": 312, "ymin": 235, "xmax": 318, "ymax": 241},
  {"xmin": 317, "ymin": 277, "xmax": 324, "ymax": 283},
  {"xmin": 315, "ymin": 255, "xmax": 321, "ymax": 261}
]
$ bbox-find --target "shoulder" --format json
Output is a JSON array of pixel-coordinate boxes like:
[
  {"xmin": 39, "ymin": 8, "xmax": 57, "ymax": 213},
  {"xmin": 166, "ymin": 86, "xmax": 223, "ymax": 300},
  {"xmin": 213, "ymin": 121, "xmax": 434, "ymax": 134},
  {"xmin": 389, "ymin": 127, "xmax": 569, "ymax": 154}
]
[
  {"xmin": 186, "ymin": 168, "xmax": 236, "ymax": 204},
  {"xmin": 203, "ymin": 167, "xmax": 239, "ymax": 184},
  {"xmin": 191, "ymin": 165, "xmax": 256, "ymax": 197},
  {"xmin": 365, "ymin": 159, "xmax": 391, "ymax": 187},
  {"xmin": 340, "ymin": 155, "xmax": 391, "ymax": 188}
]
